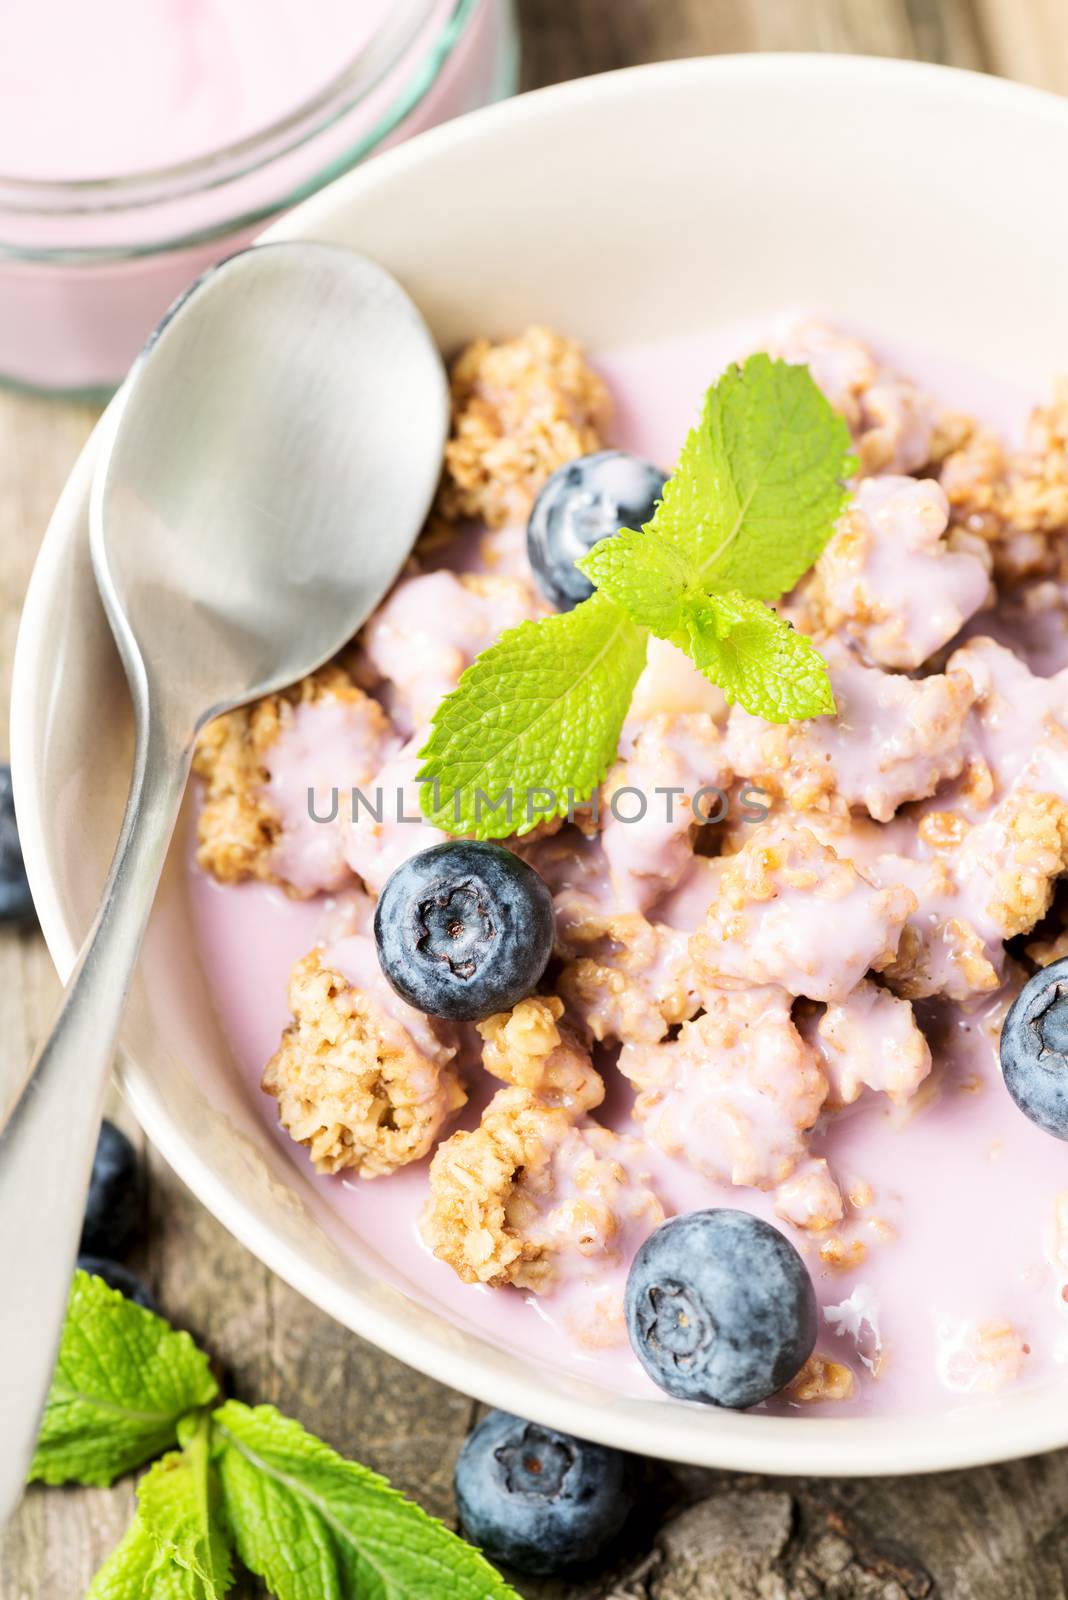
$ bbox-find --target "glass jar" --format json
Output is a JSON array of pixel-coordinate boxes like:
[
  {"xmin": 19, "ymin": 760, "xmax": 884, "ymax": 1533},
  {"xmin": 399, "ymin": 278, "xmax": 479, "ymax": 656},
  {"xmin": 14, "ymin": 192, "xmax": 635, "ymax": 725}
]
[{"xmin": 0, "ymin": 0, "xmax": 518, "ymax": 395}]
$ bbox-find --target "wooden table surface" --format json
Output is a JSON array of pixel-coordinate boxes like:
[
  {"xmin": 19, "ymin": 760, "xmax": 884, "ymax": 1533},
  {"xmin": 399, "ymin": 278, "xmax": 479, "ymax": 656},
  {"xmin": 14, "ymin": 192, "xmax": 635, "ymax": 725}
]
[{"xmin": 4, "ymin": 3, "xmax": 1068, "ymax": 1596}]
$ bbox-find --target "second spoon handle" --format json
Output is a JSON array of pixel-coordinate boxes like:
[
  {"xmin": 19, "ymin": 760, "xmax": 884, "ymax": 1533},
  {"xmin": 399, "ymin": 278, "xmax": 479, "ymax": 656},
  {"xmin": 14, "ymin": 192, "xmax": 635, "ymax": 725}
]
[{"xmin": 0, "ymin": 717, "xmax": 191, "ymax": 1528}]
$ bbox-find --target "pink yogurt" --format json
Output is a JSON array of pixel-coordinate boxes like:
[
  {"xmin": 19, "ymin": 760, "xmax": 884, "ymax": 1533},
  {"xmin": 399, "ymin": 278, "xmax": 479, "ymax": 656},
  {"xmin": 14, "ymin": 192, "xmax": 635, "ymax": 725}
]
[
  {"xmin": 185, "ymin": 320, "xmax": 1068, "ymax": 1416},
  {"xmin": 0, "ymin": 0, "xmax": 517, "ymax": 392}
]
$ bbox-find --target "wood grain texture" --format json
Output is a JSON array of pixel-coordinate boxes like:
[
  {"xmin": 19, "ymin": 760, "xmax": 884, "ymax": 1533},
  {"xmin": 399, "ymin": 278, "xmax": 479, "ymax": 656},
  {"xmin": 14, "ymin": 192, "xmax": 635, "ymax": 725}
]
[
  {"xmin": 972, "ymin": 0, "xmax": 1068, "ymax": 93},
  {"xmin": 2, "ymin": 3, "xmax": 1068, "ymax": 1595}
]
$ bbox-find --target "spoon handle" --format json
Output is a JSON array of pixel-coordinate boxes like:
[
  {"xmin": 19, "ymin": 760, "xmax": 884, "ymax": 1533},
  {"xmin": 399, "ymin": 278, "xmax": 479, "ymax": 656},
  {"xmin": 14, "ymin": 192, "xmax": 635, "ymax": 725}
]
[{"xmin": 0, "ymin": 719, "xmax": 191, "ymax": 1527}]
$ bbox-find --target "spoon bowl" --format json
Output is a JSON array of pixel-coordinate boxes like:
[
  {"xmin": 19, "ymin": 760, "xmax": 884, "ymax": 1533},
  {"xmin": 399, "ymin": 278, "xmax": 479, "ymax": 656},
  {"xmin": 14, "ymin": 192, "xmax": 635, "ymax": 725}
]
[
  {"xmin": 0, "ymin": 240, "xmax": 447, "ymax": 1525},
  {"xmin": 93, "ymin": 242, "xmax": 449, "ymax": 720}
]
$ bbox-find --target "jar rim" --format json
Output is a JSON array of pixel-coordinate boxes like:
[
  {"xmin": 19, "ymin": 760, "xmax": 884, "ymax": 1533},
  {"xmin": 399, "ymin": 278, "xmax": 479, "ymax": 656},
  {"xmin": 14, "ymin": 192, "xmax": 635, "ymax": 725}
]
[{"xmin": 0, "ymin": 0, "xmax": 450, "ymax": 215}]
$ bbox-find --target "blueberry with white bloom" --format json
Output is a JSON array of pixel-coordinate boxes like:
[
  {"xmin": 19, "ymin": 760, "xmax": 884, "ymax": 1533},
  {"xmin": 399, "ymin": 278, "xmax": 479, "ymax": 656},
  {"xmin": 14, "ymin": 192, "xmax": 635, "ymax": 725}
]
[
  {"xmin": 527, "ymin": 450, "xmax": 667, "ymax": 611},
  {"xmin": 374, "ymin": 841, "xmax": 555, "ymax": 1021},
  {"xmin": 625, "ymin": 1210, "xmax": 817, "ymax": 1408},
  {"xmin": 1000, "ymin": 956, "xmax": 1068, "ymax": 1139},
  {"xmin": 455, "ymin": 1409, "xmax": 635, "ymax": 1576}
]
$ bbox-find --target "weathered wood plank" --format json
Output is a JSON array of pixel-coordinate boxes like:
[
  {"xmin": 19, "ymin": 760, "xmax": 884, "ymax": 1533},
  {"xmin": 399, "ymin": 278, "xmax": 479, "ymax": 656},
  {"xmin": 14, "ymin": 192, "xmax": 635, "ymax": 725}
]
[
  {"xmin": 518, "ymin": 0, "xmax": 990, "ymax": 87},
  {"xmin": 973, "ymin": 0, "xmax": 1068, "ymax": 93}
]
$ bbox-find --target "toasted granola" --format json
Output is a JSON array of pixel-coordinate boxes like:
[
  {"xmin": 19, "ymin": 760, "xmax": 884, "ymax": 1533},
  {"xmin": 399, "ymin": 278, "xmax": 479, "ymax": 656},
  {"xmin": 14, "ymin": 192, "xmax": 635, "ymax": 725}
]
[
  {"xmin": 787, "ymin": 1353, "xmax": 856, "ymax": 1403},
  {"xmin": 941, "ymin": 382, "xmax": 1068, "ymax": 580},
  {"xmin": 807, "ymin": 476, "xmax": 991, "ymax": 670},
  {"xmin": 263, "ymin": 943, "xmax": 463, "ymax": 1178},
  {"xmin": 773, "ymin": 1157, "xmax": 845, "ymax": 1234},
  {"xmin": 438, "ymin": 326, "xmax": 611, "ymax": 528},
  {"xmin": 690, "ymin": 818, "xmax": 916, "ymax": 1001},
  {"xmin": 193, "ymin": 665, "xmax": 394, "ymax": 895},
  {"xmin": 724, "ymin": 638, "xmax": 977, "ymax": 824},
  {"xmin": 420, "ymin": 1086, "xmax": 664, "ymax": 1290},
  {"xmin": 477, "ymin": 996, "xmax": 604, "ymax": 1115},
  {"xmin": 809, "ymin": 979, "xmax": 932, "ymax": 1108},
  {"xmin": 618, "ymin": 985, "xmax": 827, "ymax": 1189},
  {"xmin": 555, "ymin": 903, "xmax": 697, "ymax": 1046}
]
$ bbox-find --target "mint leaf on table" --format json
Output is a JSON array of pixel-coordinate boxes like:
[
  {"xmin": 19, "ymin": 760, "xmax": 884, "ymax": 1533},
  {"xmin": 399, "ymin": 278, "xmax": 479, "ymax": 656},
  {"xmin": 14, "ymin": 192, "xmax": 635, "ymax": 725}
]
[
  {"xmin": 681, "ymin": 591, "xmax": 835, "ymax": 721},
  {"xmin": 29, "ymin": 1270, "xmax": 218, "ymax": 1488},
  {"xmin": 87, "ymin": 1512, "xmax": 206, "ymax": 1599},
  {"xmin": 213, "ymin": 1401, "xmax": 521, "ymax": 1600},
  {"xmin": 418, "ymin": 356, "xmax": 851, "ymax": 829},
  {"xmin": 646, "ymin": 353, "xmax": 855, "ymax": 599},
  {"xmin": 417, "ymin": 590, "xmax": 647, "ymax": 839},
  {"xmin": 138, "ymin": 1415, "xmax": 233, "ymax": 1596}
]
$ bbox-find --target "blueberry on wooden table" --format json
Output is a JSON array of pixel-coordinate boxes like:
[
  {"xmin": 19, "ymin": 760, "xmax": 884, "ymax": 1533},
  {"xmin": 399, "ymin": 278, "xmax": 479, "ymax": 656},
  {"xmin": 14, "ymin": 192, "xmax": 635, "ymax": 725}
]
[
  {"xmin": 80, "ymin": 1119, "xmax": 141, "ymax": 1260},
  {"xmin": 0, "ymin": 763, "xmax": 35, "ymax": 926},
  {"xmin": 76, "ymin": 1257, "xmax": 157, "ymax": 1312},
  {"xmin": 454, "ymin": 1409, "xmax": 635, "ymax": 1577},
  {"xmin": 1001, "ymin": 957, "xmax": 1068, "ymax": 1139},
  {"xmin": 374, "ymin": 841, "xmax": 555, "ymax": 1021},
  {"xmin": 625, "ymin": 1209, "xmax": 818, "ymax": 1408},
  {"xmin": 527, "ymin": 450, "xmax": 667, "ymax": 611}
]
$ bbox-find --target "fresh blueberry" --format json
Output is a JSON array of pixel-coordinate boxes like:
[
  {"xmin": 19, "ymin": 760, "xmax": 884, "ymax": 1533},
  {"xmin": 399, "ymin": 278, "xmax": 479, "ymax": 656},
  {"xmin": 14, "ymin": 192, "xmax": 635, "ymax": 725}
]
[
  {"xmin": 81, "ymin": 1120, "xmax": 141, "ymax": 1260},
  {"xmin": 0, "ymin": 764, "xmax": 35, "ymax": 927},
  {"xmin": 454, "ymin": 1409, "xmax": 635, "ymax": 1576},
  {"xmin": 1000, "ymin": 956, "xmax": 1068, "ymax": 1138},
  {"xmin": 76, "ymin": 1256, "xmax": 158, "ymax": 1313},
  {"xmin": 374, "ymin": 841, "xmax": 555, "ymax": 1021},
  {"xmin": 625, "ymin": 1210, "xmax": 817, "ymax": 1409},
  {"xmin": 527, "ymin": 450, "xmax": 667, "ymax": 611}
]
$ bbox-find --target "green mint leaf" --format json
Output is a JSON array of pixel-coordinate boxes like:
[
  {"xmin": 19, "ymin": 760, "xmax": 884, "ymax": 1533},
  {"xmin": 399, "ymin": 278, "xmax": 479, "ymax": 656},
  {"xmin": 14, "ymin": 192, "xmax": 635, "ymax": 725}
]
[
  {"xmin": 138, "ymin": 1416, "xmax": 233, "ymax": 1597},
  {"xmin": 87, "ymin": 1512, "xmax": 206, "ymax": 1600},
  {"xmin": 417, "ymin": 590, "xmax": 647, "ymax": 839},
  {"xmin": 652, "ymin": 353, "xmax": 854, "ymax": 601},
  {"xmin": 680, "ymin": 591, "xmax": 835, "ymax": 722},
  {"xmin": 213, "ymin": 1401, "xmax": 521, "ymax": 1600},
  {"xmin": 577, "ymin": 524, "xmax": 692, "ymax": 633},
  {"xmin": 29, "ymin": 1270, "xmax": 218, "ymax": 1488}
]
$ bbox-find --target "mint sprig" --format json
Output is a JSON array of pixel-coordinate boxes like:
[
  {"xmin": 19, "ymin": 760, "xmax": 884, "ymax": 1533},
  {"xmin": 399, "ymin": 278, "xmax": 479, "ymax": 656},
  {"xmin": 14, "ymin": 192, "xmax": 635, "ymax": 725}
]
[
  {"xmin": 34, "ymin": 1272, "xmax": 519, "ymax": 1600},
  {"xmin": 29, "ymin": 1270, "xmax": 218, "ymax": 1487},
  {"xmin": 418, "ymin": 356, "xmax": 853, "ymax": 840}
]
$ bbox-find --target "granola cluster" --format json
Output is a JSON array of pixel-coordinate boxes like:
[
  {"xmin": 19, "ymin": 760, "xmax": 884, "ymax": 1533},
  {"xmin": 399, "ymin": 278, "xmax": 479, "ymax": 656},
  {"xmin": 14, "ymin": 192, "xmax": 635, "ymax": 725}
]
[
  {"xmin": 193, "ymin": 665, "xmax": 394, "ymax": 895},
  {"xmin": 940, "ymin": 382, "xmax": 1068, "ymax": 580},
  {"xmin": 805, "ymin": 476, "xmax": 991, "ymax": 670},
  {"xmin": 438, "ymin": 325, "xmax": 611, "ymax": 528},
  {"xmin": 420, "ymin": 1002, "xmax": 664, "ymax": 1297},
  {"xmin": 689, "ymin": 818, "xmax": 915, "ymax": 1002},
  {"xmin": 262, "ymin": 943, "xmax": 463, "ymax": 1178},
  {"xmin": 618, "ymin": 985, "xmax": 827, "ymax": 1189}
]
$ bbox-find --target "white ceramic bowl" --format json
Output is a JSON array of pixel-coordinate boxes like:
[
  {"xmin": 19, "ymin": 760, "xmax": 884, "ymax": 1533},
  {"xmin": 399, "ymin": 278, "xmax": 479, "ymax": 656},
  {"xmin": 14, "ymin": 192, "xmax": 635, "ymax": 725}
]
[{"xmin": 13, "ymin": 55, "xmax": 1068, "ymax": 1476}]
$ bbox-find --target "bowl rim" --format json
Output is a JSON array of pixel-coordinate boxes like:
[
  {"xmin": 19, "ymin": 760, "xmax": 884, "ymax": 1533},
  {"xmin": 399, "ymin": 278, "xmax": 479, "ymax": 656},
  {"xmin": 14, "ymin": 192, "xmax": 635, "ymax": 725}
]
[{"xmin": 14, "ymin": 50, "xmax": 1068, "ymax": 1478}]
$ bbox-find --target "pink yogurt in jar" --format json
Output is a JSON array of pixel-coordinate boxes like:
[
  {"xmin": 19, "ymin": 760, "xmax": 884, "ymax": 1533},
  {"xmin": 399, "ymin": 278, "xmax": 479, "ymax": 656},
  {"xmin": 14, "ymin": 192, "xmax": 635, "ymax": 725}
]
[{"xmin": 0, "ymin": 0, "xmax": 517, "ymax": 392}]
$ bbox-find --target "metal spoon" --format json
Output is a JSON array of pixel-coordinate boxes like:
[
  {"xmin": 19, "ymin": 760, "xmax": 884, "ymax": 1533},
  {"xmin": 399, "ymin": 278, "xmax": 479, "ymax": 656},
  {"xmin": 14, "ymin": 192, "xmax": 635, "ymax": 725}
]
[{"xmin": 0, "ymin": 241, "xmax": 448, "ymax": 1522}]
